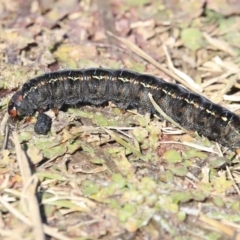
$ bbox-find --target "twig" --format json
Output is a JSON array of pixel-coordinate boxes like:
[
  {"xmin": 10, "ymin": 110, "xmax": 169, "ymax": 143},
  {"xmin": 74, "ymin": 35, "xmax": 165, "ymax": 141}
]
[
  {"xmin": 223, "ymin": 94, "xmax": 240, "ymax": 102},
  {"xmin": 0, "ymin": 195, "xmax": 31, "ymax": 225},
  {"xmin": 148, "ymin": 93, "xmax": 189, "ymax": 134},
  {"xmin": 163, "ymin": 45, "xmax": 203, "ymax": 92},
  {"xmin": 226, "ymin": 166, "xmax": 240, "ymax": 198},
  {"xmin": 107, "ymin": 31, "xmax": 202, "ymax": 94},
  {"xmin": 2, "ymin": 125, "xmax": 9, "ymax": 150},
  {"xmin": 103, "ymin": 128, "xmax": 141, "ymax": 156},
  {"xmin": 0, "ymin": 195, "xmax": 72, "ymax": 240},
  {"xmin": 12, "ymin": 131, "xmax": 45, "ymax": 240},
  {"xmin": 221, "ymin": 74, "xmax": 238, "ymax": 95},
  {"xmin": 159, "ymin": 141, "xmax": 219, "ymax": 154},
  {"xmin": 201, "ymin": 71, "xmax": 237, "ymax": 89},
  {"xmin": 199, "ymin": 214, "xmax": 239, "ymax": 238},
  {"xmin": 1, "ymin": 113, "xmax": 10, "ymax": 150},
  {"xmin": 0, "ymin": 112, "xmax": 9, "ymax": 136}
]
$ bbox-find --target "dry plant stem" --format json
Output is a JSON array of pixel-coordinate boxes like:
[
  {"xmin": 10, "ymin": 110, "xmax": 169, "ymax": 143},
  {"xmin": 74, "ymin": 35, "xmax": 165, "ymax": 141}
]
[
  {"xmin": 2, "ymin": 125, "xmax": 9, "ymax": 150},
  {"xmin": 226, "ymin": 166, "xmax": 240, "ymax": 198},
  {"xmin": 201, "ymin": 71, "xmax": 237, "ymax": 89},
  {"xmin": 148, "ymin": 93, "xmax": 224, "ymax": 155},
  {"xmin": 163, "ymin": 45, "xmax": 203, "ymax": 92},
  {"xmin": 148, "ymin": 93, "xmax": 189, "ymax": 134},
  {"xmin": 103, "ymin": 128, "xmax": 141, "ymax": 156},
  {"xmin": 221, "ymin": 75, "xmax": 238, "ymax": 95},
  {"xmin": 12, "ymin": 131, "xmax": 45, "ymax": 240},
  {"xmin": 159, "ymin": 141, "xmax": 219, "ymax": 154},
  {"xmin": 0, "ymin": 196, "xmax": 72, "ymax": 240},
  {"xmin": 203, "ymin": 32, "xmax": 237, "ymax": 57},
  {"xmin": 0, "ymin": 112, "xmax": 9, "ymax": 136},
  {"xmin": 25, "ymin": 175, "xmax": 46, "ymax": 240},
  {"xmin": 199, "ymin": 214, "xmax": 240, "ymax": 239},
  {"xmin": 107, "ymin": 31, "xmax": 202, "ymax": 95},
  {"xmin": 223, "ymin": 94, "xmax": 240, "ymax": 102},
  {"xmin": 8, "ymin": 132, "xmax": 72, "ymax": 240},
  {"xmin": 0, "ymin": 196, "xmax": 31, "ymax": 225},
  {"xmin": 1, "ymin": 113, "xmax": 10, "ymax": 150},
  {"xmin": 12, "ymin": 131, "xmax": 32, "ymax": 183}
]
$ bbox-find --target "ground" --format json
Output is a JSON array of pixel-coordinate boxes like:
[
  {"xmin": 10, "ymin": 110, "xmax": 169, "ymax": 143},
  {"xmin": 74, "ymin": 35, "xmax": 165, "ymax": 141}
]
[{"xmin": 0, "ymin": 0, "xmax": 240, "ymax": 239}]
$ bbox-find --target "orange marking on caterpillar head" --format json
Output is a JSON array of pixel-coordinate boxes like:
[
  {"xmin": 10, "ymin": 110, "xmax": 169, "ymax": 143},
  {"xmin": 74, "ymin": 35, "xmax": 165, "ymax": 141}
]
[
  {"xmin": 8, "ymin": 91, "xmax": 23, "ymax": 118},
  {"xmin": 8, "ymin": 103, "xmax": 18, "ymax": 118}
]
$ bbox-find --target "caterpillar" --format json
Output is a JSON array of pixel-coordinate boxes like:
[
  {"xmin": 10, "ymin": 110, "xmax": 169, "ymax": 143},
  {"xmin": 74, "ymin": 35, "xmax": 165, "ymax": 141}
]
[{"xmin": 7, "ymin": 68, "xmax": 240, "ymax": 149}]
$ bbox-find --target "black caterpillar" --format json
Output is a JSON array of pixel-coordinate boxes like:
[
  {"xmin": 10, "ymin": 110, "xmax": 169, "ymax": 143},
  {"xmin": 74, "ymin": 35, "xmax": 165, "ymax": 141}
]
[{"xmin": 8, "ymin": 68, "xmax": 240, "ymax": 149}]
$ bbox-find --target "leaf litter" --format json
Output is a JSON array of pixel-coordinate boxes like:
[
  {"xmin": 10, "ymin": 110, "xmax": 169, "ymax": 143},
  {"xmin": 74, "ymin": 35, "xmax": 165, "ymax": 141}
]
[{"xmin": 0, "ymin": 0, "xmax": 240, "ymax": 239}]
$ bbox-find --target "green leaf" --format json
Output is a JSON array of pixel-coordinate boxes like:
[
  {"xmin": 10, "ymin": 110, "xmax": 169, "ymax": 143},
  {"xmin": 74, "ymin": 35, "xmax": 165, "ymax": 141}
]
[
  {"xmin": 171, "ymin": 191, "xmax": 192, "ymax": 204},
  {"xmin": 111, "ymin": 174, "xmax": 127, "ymax": 189},
  {"xmin": 82, "ymin": 180, "xmax": 100, "ymax": 196},
  {"xmin": 213, "ymin": 196, "xmax": 225, "ymax": 207},
  {"xmin": 181, "ymin": 28, "xmax": 204, "ymax": 51},
  {"xmin": 209, "ymin": 157, "xmax": 230, "ymax": 169},
  {"xmin": 163, "ymin": 150, "xmax": 182, "ymax": 163},
  {"xmin": 177, "ymin": 211, "xmax": 186, "ymax": 222},
  {"xmin": 169, "ymin": 165, "xmax": 188, "ymax": 177},
  {"xmin": 118, "ymin": 203, "xmax": 136, "ymax": 222}
]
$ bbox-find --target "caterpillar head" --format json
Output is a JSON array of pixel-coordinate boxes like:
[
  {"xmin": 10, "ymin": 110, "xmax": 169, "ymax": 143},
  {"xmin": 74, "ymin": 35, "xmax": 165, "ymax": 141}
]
[{"xmin": 8, "ymin": 91, "xmax": 34, "ymax": 117}]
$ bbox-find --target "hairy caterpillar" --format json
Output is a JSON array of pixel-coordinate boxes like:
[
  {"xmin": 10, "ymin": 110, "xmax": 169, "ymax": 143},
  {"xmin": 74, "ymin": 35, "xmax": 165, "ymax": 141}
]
[{"xmin": 8, "ymin": 68, "xmax": 240, "ymax": 149}]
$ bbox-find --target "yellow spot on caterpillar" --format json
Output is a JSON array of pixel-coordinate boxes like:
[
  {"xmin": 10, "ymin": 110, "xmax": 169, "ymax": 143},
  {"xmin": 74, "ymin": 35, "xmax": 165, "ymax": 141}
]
[
  {"xmin": 118, "ymin": 77, "xmax": 130, "ymax": 82},
  {"xmin": 140, "ymin": 82, "xmax": 152, "ymax": 88},
  {"xmin": 221, "ymin": 116, "xmax": 228, "ymax": 121},
  {"xmin": 206, "ymin": 109, "xmax": 215, "ymax": 116},
  {"xmin": 49, "ymin": 78, "xmax": 62, "ymax": 83},
  {"xmin": 92, "ymin": 75, "xmax": 105, "ymax": 80},
  {"xmin": 68, "ymin": 76, "xmax": 80, "ymax": 81},
  {"xmin": 162, "ymin": 89, "xmax": 167, "ymax": 94}
]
